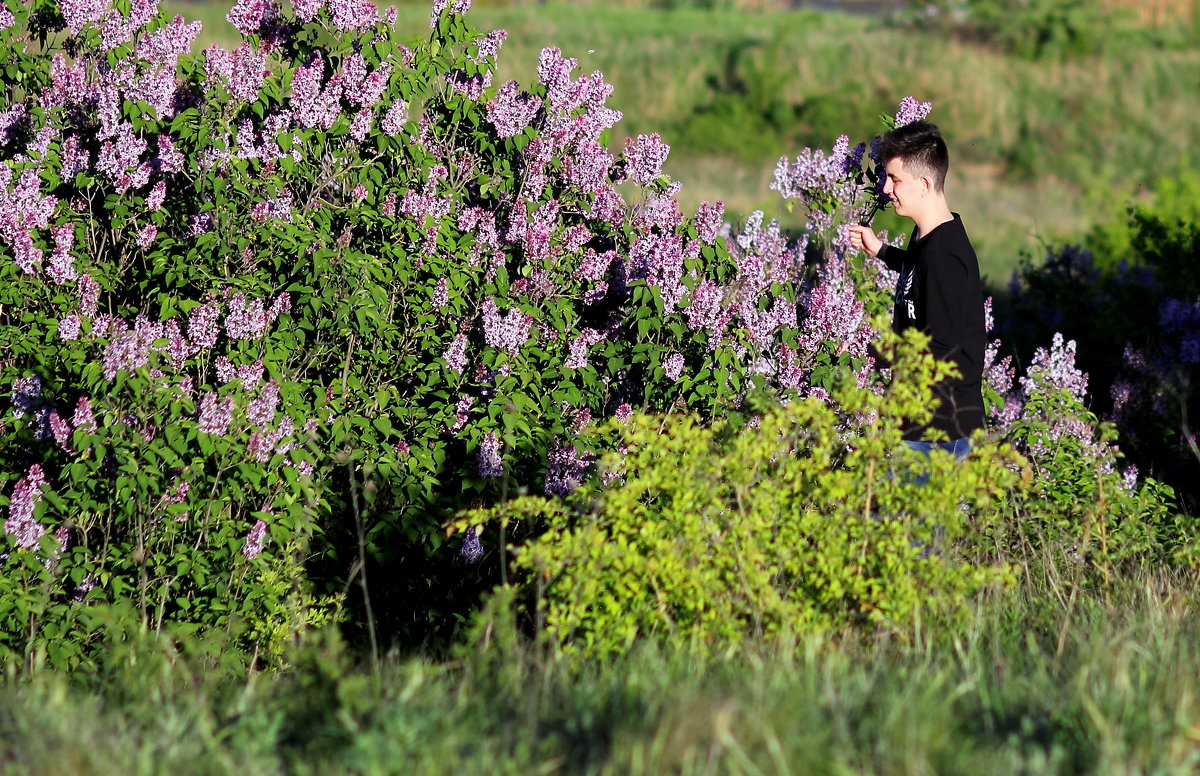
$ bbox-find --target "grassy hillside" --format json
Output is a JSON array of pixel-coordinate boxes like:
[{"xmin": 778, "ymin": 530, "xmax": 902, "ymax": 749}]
[{"xmin": 164, "ymin": 0, "xmax": 1200, "ymax": 283}]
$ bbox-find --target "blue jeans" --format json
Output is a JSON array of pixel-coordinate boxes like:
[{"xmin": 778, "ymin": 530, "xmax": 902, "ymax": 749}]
[
  {"xmin": 904, "ymin": 437, "xmax": 972, "ymax": 463},
  {"xmin": 900, "ymin": 437, "xmax": 971, "ymax": 556}
]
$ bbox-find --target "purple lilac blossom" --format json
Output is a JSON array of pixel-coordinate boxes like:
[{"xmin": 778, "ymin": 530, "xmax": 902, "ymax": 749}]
[
  {"xmin": 544, "ymin": 441, "xmax": 592, "ymax": 496},
  {"xmin": 293, "ymin": 0, "xmax": 324, "ymax": 21},
  {"xmin": 486, "ymin": 80, "xmax": 540, "ymax": 139},
  {"xmin": 134, "ymin": 223, "xmax": 158, "ymax": 248},
  {"xmin": 622, "ymin": 133, "xmax": 670, "ymax": 187},
  {"xmin": 4, "ymin": 465, "xmax": 47, "ymax": 550},
  {"xmin": 474, "ymin": 29, "xmax": 507, "ymax": 61},
  {"xmin": 894, "ymin": 96, "xmax": 933, "ymax": 128},
  {"xmin": 58, "ymin": 314, "xmax": 82, "ymax": 341},
  {"xmin": 242, "ymin": 519, "xmax": 268, "ymax": 559},
  {"xmin": 663, "ymin": 353, "xmax": 685, "ymax": 382},
  {"xmin": 482, "ymin": 297, "xmax": 533, "ymax": 355},
  {"xmin": 247, "ymin": 381, "xmax": 280, "ymax": 427},
  {"xmin": 564, "ymin": 328, "xmax": 605, "ymax": 370},
  {"xmin": 198, "ymin": 393, "xmax": 234, "ymax": 435},
  {"xmin": 59, "ymin": 0, "xmax": 108, "ymax": 34},
  {"xmin": 328, "ymin": 0, "xmax": 378, "ymax": 30},
  {"xmin": 795, "ymin": 266, "xmax": 869, "ymax": 356},
  {"xmin": 1020, "ymin": 333, "xmax": 1088, "ymax": 405},
  {"xmin": 11, "ymin": 376, "xmax": 41, "ymax": 419},
  {"xmin": 694, "ymin": 201, "xmax": 725, "ymax": 244},
  {"xmin": 770, "ymin": 135, "xmax": 864, "ymax": 216},
  {"xmin": 381, "ymin": 102, "xmax": 409, "ymax": 136},
  {"xmin": 0, "ymin": 166, "xmax": 58, "ymax": 275},
  {"xmin": 446, "ymin": 69, "xmax": 493, "ymax": 100},
  {"xmin": 460, "ymin": 526, "xmax": 483, "ymax": 563},
  {"xmin": 450, "ymin": 394, "xmax": 474, "ymax": 433},
  {"xmin": 46, "ymin": 224, "xmax": 77, "ymax": 284},
  {"xmin": 477, "ymin": 431, "xmax": 503, "ymax": 477},
  {"xmin": 49, "ymin": 411, "xmax": 73, "ymax": 452},
  {"xmin": 73, "ymin": 397, "xmax": 97, "ymax": 432},
  {"xmin": 444, "ymin": 332, "xmax": 469, "ymax": 374}
]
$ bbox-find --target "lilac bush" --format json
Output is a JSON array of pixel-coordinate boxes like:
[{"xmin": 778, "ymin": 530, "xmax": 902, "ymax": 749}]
[{"xmin": 0, "ymin": 0, "xmax": 1181, "ymax": 664}]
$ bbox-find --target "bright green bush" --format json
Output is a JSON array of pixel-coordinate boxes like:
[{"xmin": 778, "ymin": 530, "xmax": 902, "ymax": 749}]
[{"xmin": 458, "ymin": 328, "xmax": 1025, "ymax": 658}]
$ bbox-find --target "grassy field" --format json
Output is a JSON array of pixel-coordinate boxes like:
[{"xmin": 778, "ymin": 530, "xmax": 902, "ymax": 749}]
[
  {"xmin": 162, "ymin": 1, "xmax": 1200, "ymax": 284},
  {"xmin": 4, "ymin": 563, "xmax": 1200, "ymax": 774}
]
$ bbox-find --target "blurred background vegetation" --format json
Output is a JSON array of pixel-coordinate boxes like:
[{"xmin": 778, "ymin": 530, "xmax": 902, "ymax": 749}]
[{"xmin": 165, "ymin": 0, "xmax": 1200, "ymax": 284}]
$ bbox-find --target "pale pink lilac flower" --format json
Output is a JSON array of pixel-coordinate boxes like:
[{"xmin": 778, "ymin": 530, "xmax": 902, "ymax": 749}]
[
  {"xmin": 450, "ymin": 394, "xmax": 473, "ymax": 433},
  {"xmin": 134, "ymin": 223, "xmax": 158, "ymax": 248},
  {"xmin": 46, "ymin": 224, "xmax": 77, "ymax": 284},
  {"xmin": 226, "ymin": 0, "xmax": 274, "ymax": 36},
  {"xmin": 327, "ymin": 0, "xmax": 377, "ymax": 30},
  {"xmin": 59, "ymin": 135, "xmax": 90, "ymax": 179},
  {"xmin": 474, "ymin": 29, "xmax": 507, "ymax": 61},
  {"xmin": 59, "ymin": 0, "xmax": 108, "ymax": 34},
  {"xmin": 1020, "ymin": 333, "xmax": 1088, "ymax": 405},
  {"xmin": 694, "ymin": 201, "xmax": 725, "ymax": 243},
  {"xmin": 49, "ymin": 412, "xmax": 73, "ymax": 452},
  {"xmin": 293, "ymin": 0, "xmax": 324, "ymax": 22},
  {"xmin": 163, "ymin": 479, "xmax": 190, "ymax": 505},
  {"xmin": 247, "ymin": 380, "xmax": 280, "ymax": 427},
  {"xmin": 564, "ymin": 328, "xmax": 605, "ymax": 370}
]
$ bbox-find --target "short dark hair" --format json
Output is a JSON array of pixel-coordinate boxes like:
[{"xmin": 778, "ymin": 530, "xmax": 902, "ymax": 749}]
[{"xmin": 878, "ymin": 120, "xmax": 949, "ymax": 192}]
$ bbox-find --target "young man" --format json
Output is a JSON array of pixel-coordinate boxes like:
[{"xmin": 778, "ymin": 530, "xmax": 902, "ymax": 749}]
[{"xmin": 847, "ymin": 121, "xmax": 986, "ymax": 456}]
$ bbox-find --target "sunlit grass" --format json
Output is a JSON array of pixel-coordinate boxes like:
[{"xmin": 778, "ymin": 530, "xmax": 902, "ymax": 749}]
[{"xmin": 4, "ymin": 564, "xmax": 1200, "ymax": 774}]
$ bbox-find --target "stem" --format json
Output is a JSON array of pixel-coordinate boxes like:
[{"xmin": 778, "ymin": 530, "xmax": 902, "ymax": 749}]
[{"xmin": 347, "ymin": 460, "xmax": 379, "ymax": 669}]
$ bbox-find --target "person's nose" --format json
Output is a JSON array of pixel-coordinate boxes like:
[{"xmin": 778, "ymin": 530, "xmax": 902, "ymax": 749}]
[{"xmin": 882, "ymin": 178, "xmax": 893, "ymax": 197}]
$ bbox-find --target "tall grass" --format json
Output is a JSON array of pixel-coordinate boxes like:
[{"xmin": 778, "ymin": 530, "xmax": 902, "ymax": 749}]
[{"xmin": 3, "ymin": 560, "xmax": 1200, "ymax": 774}]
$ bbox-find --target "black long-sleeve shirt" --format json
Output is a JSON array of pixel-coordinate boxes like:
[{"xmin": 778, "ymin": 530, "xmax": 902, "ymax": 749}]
[{"xmin": 879, "ymin": 213, "xmax": 986, "ymax": 441}]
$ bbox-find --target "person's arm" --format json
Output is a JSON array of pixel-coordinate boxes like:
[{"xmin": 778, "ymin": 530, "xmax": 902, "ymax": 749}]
[
  {"xmin": 875, "ymin": 242, "xmax": 909, "ymax": 273},
  {"xmin": 847, "ymin": 224, "xmax": 907, "ymax": 272}
]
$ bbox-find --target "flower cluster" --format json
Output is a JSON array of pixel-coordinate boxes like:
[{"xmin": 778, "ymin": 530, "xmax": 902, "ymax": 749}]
[
  {"xmin": 621, "ymin": 133, "xmax": 670, "ymax": 187},
  {"xmin": 4, "ymin": 465, "xmax": 48, "ymax": 550},
  {"xmin": 482, "ymin": 297, "xmax": 533, "ymax": 355},
  {"xmin": 544, "ymin": 440, "xmax": 593, "ymax": 496},
  {"xmin": 477, "ymin": 431, "xmax": 503, "ymax": 477},
  {"xmin": 770, "ymin": 134, "xmax": 867, "ymax": 220},
  {"xmin": 893, "ymin": 96, "xmax": 933, "ymax": 128}
]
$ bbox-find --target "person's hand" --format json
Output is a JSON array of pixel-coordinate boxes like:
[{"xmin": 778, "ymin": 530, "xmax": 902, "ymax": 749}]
[{"xmin": 847, "ymin": 224, "xmax": 883, "ymax": 258}]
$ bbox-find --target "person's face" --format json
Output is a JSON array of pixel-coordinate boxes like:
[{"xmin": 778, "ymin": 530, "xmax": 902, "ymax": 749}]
[{"xmin": 882, "ymin": 157, "xmax": 927, "ymax": 219}]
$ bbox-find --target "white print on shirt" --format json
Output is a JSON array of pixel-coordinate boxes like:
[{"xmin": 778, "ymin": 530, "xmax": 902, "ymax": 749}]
[{"xmin": 896, "ymin": 264, "xmax": 916, "ymax": 322}]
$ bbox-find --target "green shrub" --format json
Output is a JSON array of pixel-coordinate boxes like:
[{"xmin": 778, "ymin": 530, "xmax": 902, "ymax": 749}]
[{"xmin": 458, "ymin": 328, "xmax": 1025, "ymax": 659}]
